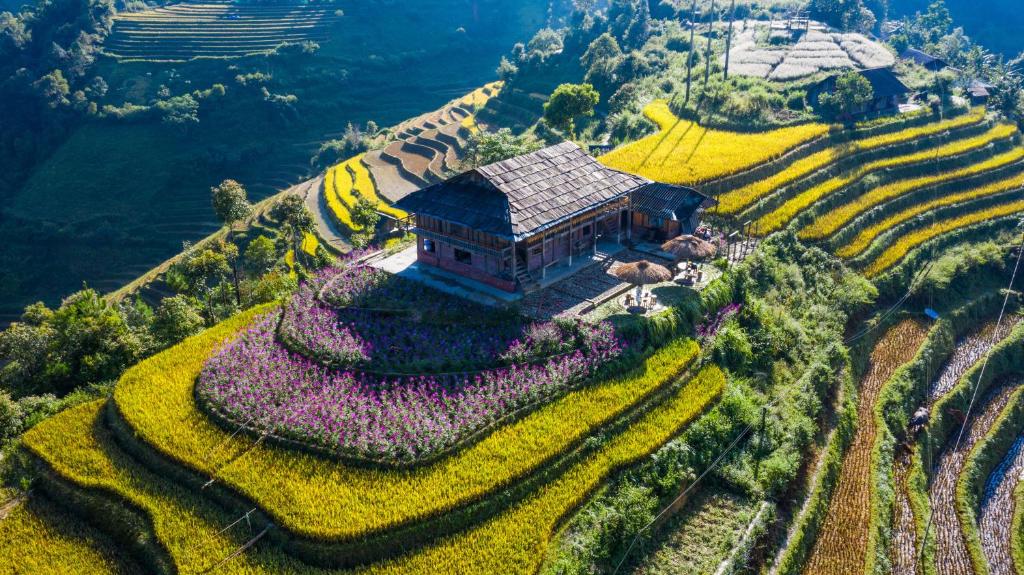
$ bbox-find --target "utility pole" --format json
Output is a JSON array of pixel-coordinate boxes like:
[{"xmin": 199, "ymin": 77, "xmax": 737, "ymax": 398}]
[
  {"xmin": 685, "ymin": 0, "xmax": 698, "ymax": 106},
  {"xmin": 723, "ymin": 0, "xmax": 736, "ymax": 80},
  {"xmin": 703, "ymin": 0, "xmax": 717, "ymax": 90}
]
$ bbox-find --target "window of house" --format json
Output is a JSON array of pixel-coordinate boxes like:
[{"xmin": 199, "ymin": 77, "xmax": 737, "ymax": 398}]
[
  {"xmin": 650, "ymin": 217, "xmax": 665, "ymax": 228},
  {"xmin": 423, "ymin": 239, "xmax": 435, "ymax": 253},
  {"xmin": 582, "ymin": 224, "xmax": 591, "ymax": 235},
  {"xmin": 454, "ymin": 248, "xmax": 472, "ymax": 264},
  {"xmin": 530, "ymin": 246, "xmax": 543, "ymax": 256}
]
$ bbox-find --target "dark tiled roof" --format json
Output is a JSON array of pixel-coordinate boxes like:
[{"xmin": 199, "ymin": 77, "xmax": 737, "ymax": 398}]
[
  {"xmin": 901, "ymin": 47, "xmax": 948, "ymax": 69},
  {"xmin": 396, "ymin": 142, "xmax": 649, "ymax": 241},
  {"xmin": 815, "ymin": 67, "xmax": 909, "ymax": 99},
  {"xmin": 859, "ymin": 67, "xmax": 911, "ymax": 98},
  {"xmin": 631, "ymin": 183, "xmax": 717, "ymax": 221}
]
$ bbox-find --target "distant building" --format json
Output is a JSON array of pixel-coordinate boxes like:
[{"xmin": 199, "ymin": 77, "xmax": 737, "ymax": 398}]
[
  {"xmin": 809, "ymin": 67, "xmax": 910, "ymax": 118},
  {"xmin": 396, "ymin": 142, "xmax": 715, "ymax": 292},
  {"xmin": 967, "ymin": 79, "xmax": 997, "ymax": 105},
  {"xmin": 901, "ymin": 47, "xmax": 949, "ymax": 71}
]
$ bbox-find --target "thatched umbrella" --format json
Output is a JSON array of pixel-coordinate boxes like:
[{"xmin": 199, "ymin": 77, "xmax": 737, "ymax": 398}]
[
  {"xmin": 613, "ymin": 260, "xmax": 673, "ymax": 303},
  {"xmin": 661, "ymin": 235, "xmax": 717, "ymax": 264}
]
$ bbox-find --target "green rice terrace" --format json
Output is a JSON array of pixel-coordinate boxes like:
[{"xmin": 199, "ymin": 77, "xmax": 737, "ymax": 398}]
[
  {"xmin": 4, "ymin": 2, "xmax": 1024, "ymax": 574},
  {"xmin": 106, "ymin": 1, "xmax": 341, "ymax": 61}
]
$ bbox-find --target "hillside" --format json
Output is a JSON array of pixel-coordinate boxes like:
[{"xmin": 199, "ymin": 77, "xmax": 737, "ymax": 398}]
[
  {"xmin": 4, "ymin": 4, "xmax": 1024, "ymax": 575},
  {"xmin": 0, "ymin": 0, "xmax": 552, "ymax": 324},
  {"xmin": 894, "ymin": 0, "xmax": 1024, "ymax": 56}
]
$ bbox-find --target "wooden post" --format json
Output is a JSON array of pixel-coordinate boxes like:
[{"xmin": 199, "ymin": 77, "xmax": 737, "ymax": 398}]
[
  {"xmin": 510, "ymin": 244, "xmax": 517, "ymax": 286},
  {"xmin": 541, "ymin": 232, "xmax": 546, "ymax": 279},
  {"xmin": 703, "ymin": 0, "xmax": 716, "ymax": 90},
  {"xmin": 592, "ymin": 215, "xmax": 598, "ymax": 255},
  {"xmin": 568, "ymin": 221, "xmax": 574, "ymax": 267},
  {"xmin": 723, "ymin": 0, "xmax": 736, "ymax": 80},
  {"xmin": 685, "ymin": 0, "xmax": 698, "ymax": 105}
]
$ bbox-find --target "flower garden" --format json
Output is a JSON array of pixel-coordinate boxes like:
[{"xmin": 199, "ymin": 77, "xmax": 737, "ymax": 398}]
[{"xmin": 198, "ymin": 264, "xmax": 624, "ymax": 464}]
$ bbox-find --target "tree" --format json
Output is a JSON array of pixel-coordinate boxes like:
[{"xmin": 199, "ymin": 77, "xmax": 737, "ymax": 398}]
[
  {"xmin": 0, "ymin": 289, "xmax": 143, "ymax": 396},
  {"xmin": 580, "ymin": 32, "xmax": 622, "ymax": 70},
  {"xmin": 0, "ymin": 392, "xmax": 22, "ymax": 443},
  {"xmin": 463, "ymin": 128, "xmax": 544, "ymax": 168},
  {"xmin": 272, "ymin": 194, "xmax": 316, "ymax": 258},
  {"xmin": 211, "ymin": 179, "xmax": 251, "ymax": 304},
  {"xmin": 349, "ymin": 198, "xmax": 381, "ymax": 249},
  {"xmin": 211, "ymin": 179, "xmax": 252, "ymax": 230},
  {"xmin": 496, "ymin": 56, "xmax": 519, "ymax": 82},
  {"xmin": 152, "ymin": 295, "xmax": 205, "ymax": 347},
  {"xmin": 244, "ymin": 235, "xmax": 278, "ymax": 275},
  {"xmin": 543, "ymin": 83, "xmax": 600, "ymax": 137},
  {"xmin": 817, "ymin": 72, "xmax": 874, "ymax": 121}
]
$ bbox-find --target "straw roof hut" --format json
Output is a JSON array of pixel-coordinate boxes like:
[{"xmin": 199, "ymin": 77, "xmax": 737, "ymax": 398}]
[
  {"xmin": 662, "ymin": 235, "xmax": 717, "ymax": 262},
  {"xmin": 613, "ymin": 260, "xmax": 673, "ymax": 286}
]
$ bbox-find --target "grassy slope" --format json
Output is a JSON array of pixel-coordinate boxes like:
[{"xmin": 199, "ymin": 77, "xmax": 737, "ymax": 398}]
[{"xmin": 0, "ymin": 0, "xmax": 549, "ymax": 322}]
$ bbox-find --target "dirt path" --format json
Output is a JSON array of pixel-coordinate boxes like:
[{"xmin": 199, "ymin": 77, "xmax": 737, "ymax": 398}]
[
  {"xmin": 980, "ymin": 433, "xmax": 1024, "ymax": 575},
  {"xmin": 931, "ymin": 385, "xmax": 1021, "ymax": 575},
  {"xmin": 299, "ymin": 174, "xmax": 351, "ymax": 254},
  {"xmin": 890, "ymin": 317, "xmax": 1022, "ymax": 574},
  {"xmin": 803, "ymin": 319, "xmax": 928, "ymax": 575}
]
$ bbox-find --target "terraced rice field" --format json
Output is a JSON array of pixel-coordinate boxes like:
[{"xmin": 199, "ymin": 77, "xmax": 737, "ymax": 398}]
[
  {"xmin": 0, "ymin": 496, "xmax": 142, "ymax": 574},
  {"xmin": 331, "ymin": 82, "xmax": 497, "ymax": 215},
  {"xmin": 8, "ymin": 244, "xmax": 730, "ymax": 575},
  {"xmin": 890, "ymin": 317, "xmax": 1023, "ymax": 575},
  {"xmin": 106, "ymin": 2, "xmax": 341, "ymax": 61},
  {"xmin": 802, "ymin": 319, "xmax": 928, "ymax": 575},
  {"xmin": 979, "ymin": 434, "xmax": 1024, "ymax": 575},
  {"xmin": 930, "ymin": 385, "xmax": 1021, "ymax": 575},
  {"xmin": 598, "ymin": 100, "xmax": 830, "ymax": 186}
]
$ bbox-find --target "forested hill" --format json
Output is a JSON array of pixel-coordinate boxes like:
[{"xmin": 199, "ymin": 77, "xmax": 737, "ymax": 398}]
[
  {"xmin": 0, "ymin": 0, "xmax": 555, "ymax": 325},
  {"xmin": 895, "ymin": 0, "xmax": 1023, "ymax": 56}
]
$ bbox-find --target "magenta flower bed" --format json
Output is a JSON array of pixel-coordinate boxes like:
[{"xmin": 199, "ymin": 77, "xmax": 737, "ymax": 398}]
[
  {"xmin": 198, "ymin": 313, "xmax": 624, "ymax": 463},
  {"xmin": 279, "ymin": 270, "xmax": 606, "ymax": 373}
]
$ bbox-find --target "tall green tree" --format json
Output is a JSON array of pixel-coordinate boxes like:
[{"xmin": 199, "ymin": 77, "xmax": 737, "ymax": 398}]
[
  {"xmin": 543, "ymin": 83, "xmax": 600, "ymax": 137},
  {"xmin": 211, "ymin": 179, "xmax": 251, "ymax": 304},
  {"xmin": 211, "ymin": 179, "xmax": 252, "ymax": 230},
  {"xmin": 463, "ymin": 128, "xmax": 543, "ymax": 168},
  {"xmin": 817, "ymin": 72, "xmax": 874, "ymax": 121}
]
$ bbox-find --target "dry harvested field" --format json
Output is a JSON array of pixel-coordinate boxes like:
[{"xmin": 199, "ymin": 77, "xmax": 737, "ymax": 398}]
[
  {"xmin": 803, "ymin": 319, "xmax": 928, "ymax": 575},
  {"xmin": 979, "ymin": 434, "xmax": 1024, "ymax": 575},
  {"xmin": 722, "ymin": 24, "xmax": 894, "ymax": 81},
  {"xmin": 930, "ymin": 385, "xmax": 1021, "ymax": 575},
  {"xmin": 890, "ymin": 317, "xmax": 1024, "ymax": 574}
]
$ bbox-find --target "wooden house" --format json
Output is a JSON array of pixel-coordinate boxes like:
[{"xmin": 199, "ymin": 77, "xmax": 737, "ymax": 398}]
[
  {"xmin": 810, "ymin": 67, "xmax": 910, "ymax": 118},
  {"xmin": 901, "ymin": 47, "xmax": 950, "ymax": 71},
  {"xmin": 396, "ymin": 142, "xmax": 715, "ymax": 292}
]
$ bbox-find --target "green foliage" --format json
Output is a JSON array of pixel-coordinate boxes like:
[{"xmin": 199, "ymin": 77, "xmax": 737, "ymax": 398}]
[
  {"xmin": 311, "ymin": 122, "xmax": 374, "ymax": 169},
  {"xmin": 152, "ymin": 295, "xmax": 205, "ymax": 348},
  {"xmin": 817, "ymin": 72, "xmax": 876, "ymax": 121},
  {"xmin": 0, "ymin": 289, "xmax": 142, "ymax": 396},
  {"xmin": 210, "ymin": 179, "xmax": 252, "ymax": 228},
  {"xmin": 544, "ymin": 83, "xmax": 600, "ymax": 136},
  {"xmin": 809, "ymin": 0, "xmax": 876, "ymax": 31},
  {"xmin": 349, "ymin": 198, "xmax": 381, "ymax": 249},
  {"xmin": 244, "ymin": 235, "xmax": 278, "ymax": 275},
  {"xmin": 496, "ymin": 56, "xmax": 519, "ymax": 81},
  {"xmin": 463, "ymin": 128, "xmax": 544, "ymax": 168}
]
